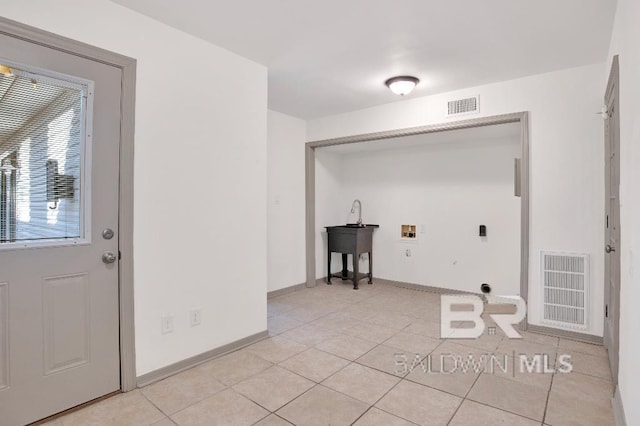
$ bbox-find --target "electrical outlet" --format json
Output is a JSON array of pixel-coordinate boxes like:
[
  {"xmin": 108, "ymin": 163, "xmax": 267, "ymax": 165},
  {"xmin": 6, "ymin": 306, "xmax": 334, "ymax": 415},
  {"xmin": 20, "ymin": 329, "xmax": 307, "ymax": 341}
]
[
  {"xmin": 160, "ymin": 314, "xmax": 174, "ymax": 334},
  {"xmin": 190, "ymin": 308, "xmax": 202, "ymax": 327}
]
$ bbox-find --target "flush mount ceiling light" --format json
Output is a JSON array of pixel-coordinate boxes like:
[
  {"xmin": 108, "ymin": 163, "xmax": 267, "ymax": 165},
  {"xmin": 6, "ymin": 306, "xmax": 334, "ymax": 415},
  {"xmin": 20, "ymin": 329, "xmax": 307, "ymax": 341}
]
[
  {"xmin": 385, "ymin": 76, "xmax": 419, "ymax": 96},
  {"xmin": 0, "ymin": 65, "xmax": 13, "ymax": 76}
]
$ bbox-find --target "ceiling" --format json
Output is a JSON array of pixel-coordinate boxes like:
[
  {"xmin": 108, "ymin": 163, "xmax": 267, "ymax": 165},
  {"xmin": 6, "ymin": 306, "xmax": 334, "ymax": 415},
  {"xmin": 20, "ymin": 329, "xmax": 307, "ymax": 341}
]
[
  {"xmin": 321, "ymin": 122, "xmax": 520, "ymax": 155},
  {"xmin": 111, "ymin": 0, "xmax": 616, "ymax": 119},
  {"xmin": 0, "ymin": 73, "xmax": 66, "ymax": 144}
]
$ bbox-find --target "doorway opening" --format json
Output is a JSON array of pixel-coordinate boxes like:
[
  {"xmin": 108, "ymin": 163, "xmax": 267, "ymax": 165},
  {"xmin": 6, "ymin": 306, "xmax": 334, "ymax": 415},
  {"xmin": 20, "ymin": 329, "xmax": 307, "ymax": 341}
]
[{"xmin": 304, "ymin": 112, "xmax": 530, "ymax": 328}]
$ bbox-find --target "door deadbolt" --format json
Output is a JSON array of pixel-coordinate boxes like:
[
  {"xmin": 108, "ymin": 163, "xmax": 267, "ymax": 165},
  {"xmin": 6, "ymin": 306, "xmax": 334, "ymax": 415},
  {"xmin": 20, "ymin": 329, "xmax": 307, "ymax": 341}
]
[
  {"xmin": 102, "ymin": 251, "xmax": 117, "ymax": 264},
  {"xmin": 605, "ymin": 245, "xmax": 616, "ymax": 253},
  {"xmin": 102, "ymin": 228, "xmax": 114, "ymax": 240}
]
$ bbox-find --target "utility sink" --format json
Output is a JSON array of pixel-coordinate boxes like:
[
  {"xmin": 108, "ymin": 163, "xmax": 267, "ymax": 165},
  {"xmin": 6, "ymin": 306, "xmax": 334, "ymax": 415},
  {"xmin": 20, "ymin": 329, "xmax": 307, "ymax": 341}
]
[{"xmin": 325, "ymin": 224, "xmax": 379, "ymax": 289}]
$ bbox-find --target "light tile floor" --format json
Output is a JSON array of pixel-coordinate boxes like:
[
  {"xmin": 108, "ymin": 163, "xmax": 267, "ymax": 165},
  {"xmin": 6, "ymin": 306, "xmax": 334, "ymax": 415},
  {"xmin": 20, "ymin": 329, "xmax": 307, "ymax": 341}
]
[{"xmin": 44, "ymin": 281, "xmax": 614, "ymax": 425}]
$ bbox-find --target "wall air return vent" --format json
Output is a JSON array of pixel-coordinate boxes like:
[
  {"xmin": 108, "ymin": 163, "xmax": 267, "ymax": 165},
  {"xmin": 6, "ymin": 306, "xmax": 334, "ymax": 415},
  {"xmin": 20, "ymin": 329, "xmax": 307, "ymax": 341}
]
[
  {"xmin": 540, "ymin": 252, "xmax": 589, "ymax": 331},
  {"xmin": 447, "ymin": 95, "xmax": 480, "ymax": 117}
]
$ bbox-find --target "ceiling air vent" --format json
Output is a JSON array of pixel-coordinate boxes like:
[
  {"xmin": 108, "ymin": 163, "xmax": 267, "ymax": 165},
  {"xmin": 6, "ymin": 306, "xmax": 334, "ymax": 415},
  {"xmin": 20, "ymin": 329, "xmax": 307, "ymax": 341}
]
[
  {"xmin": 447, "ymin": 95, "xmax": 480, "ymax": 117},
  {"xmin": 541, "ymin": 252, "xmax": 589, "ymax": 331}
]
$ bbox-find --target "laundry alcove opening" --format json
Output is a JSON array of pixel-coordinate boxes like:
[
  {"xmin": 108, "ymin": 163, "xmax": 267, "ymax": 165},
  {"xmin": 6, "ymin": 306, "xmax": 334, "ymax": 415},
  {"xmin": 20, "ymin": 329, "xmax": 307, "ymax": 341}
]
[{"xmin": 306, "ymin": 115, "xmax": 529, "ymax": 319}]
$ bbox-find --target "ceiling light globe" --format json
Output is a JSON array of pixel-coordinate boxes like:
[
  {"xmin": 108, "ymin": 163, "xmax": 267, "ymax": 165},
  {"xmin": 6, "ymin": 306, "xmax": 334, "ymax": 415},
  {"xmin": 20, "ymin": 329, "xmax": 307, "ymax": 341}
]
[{"xmin": 385, "ymin": 76, "xmax": 419, "ymax": 96}]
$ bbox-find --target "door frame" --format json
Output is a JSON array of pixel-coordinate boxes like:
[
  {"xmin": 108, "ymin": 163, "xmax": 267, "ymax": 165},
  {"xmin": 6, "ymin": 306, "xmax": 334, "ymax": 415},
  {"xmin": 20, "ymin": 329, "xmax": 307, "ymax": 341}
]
[
  {"xmin": 0, "ymin": 17, "xmax": 137, "ymax": 391},
  {"xmin": 305, "ymin": 112, "xmax": 530, "ymax": 329},
  {"xmin": 603, "ymin": 55, "xmax": 620, "ymax": 384}
]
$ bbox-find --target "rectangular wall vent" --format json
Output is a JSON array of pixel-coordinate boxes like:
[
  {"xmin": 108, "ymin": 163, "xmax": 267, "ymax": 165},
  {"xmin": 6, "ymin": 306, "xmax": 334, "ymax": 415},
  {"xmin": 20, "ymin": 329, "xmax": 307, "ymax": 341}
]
[
  {"xmin": 447, "ymin": 95, "xmax": 480, "ymax": 117},
  {"xmin": 540, "ymin": 252, "xmax": 589, "ymax": 331}
]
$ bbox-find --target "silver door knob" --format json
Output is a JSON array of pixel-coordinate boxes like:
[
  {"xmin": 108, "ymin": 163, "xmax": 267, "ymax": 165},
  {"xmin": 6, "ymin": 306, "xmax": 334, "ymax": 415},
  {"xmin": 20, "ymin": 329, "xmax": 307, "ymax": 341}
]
[
  {"xmin": 102, "ymin": 251, "xmax": 117, "ymax": 264},
  {"xmin": 605, "ymin": 245, "xmax": 616, "ymax": 253}
]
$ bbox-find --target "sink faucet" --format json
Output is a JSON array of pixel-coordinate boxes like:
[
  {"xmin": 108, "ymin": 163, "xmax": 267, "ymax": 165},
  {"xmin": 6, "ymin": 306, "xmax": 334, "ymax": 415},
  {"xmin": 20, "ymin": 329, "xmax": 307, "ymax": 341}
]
[{"xmin": 350, "ymin": 199, "xmax": 362, "ymax": 225}]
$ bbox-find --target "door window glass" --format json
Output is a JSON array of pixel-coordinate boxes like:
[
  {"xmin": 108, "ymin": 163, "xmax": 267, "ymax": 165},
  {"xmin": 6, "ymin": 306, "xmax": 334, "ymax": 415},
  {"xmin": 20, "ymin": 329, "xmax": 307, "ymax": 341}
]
[{"xmin": 0, "ymin": 65, "xmax": 88, "ymax": 245}]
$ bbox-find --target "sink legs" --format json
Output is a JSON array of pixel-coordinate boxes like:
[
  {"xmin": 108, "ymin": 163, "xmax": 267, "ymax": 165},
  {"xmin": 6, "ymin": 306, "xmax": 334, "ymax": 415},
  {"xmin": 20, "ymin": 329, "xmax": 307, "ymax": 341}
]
[
  {"xmin": 341, "ymin": 253, "xmax": 349, "ymax": 280},
  {"xmin": 327, "ymin": 245, "xmax": 332, "ymax": 284},
  {"xmin": 353, "ymin": 253, "xmax": 359, "ymax": 290},
  {"xmin": 326, "ymin": 251, "xmax": 373, "ymax": 290}
]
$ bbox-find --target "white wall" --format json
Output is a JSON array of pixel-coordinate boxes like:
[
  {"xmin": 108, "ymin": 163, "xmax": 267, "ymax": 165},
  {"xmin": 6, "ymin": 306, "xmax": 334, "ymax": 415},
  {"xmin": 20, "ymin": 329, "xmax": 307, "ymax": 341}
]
[
  {"xmin": 606, "ymin": 0, "xmax": 640, "ymax": 423},
  {"xmin": 1, "ymin": 0, "xmax": 268, "ymax": 376},
  {"xmin": 314, "ymin": 150, "xmax": 347, "ymax": 280},
  {"xmin": 267, "ymin": 111, "xmax": 306, "ymax": 292},
  {"xmin": 322, "ymin": 136, "xmax": 521, "ymax": 295},
  {"xmin": 309, "ymin": 63, "xmax": 605, "ymax": 336}
]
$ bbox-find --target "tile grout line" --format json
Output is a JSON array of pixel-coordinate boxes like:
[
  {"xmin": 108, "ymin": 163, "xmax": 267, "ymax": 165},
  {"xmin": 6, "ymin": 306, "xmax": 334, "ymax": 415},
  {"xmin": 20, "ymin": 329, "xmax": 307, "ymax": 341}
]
[
  {"xmin": 139, "ymin": 388, "xmax": 172, "ymax": 418},
  {"xmin": 541, "ymin": 355, "xmax": 557, "ymax": 425},
  {"xmin": 249, "ymin": 411, "xmax": 272, "ymax": 426},
  {"xmin": 460, "ymin": 398, "xmax": 545, "ymax": 423},
  {"xmin": 269, "ymin": 382, "xmax": 323, "ymax": 422},
  {"xmin": 461, "ymin": 355, "xmax": 551, "ymax": 423},
  {"xmin": 444, "ymin": 398, "xmax": 466, "ymax": 426},
  {"xmin": 153, "ymin": 384, "xmax": 242, "ymax": 423},
  {"xmin": 271, "ymin": 412, "xmax": 295, "ymax": 425},
  {"xmin": 235, "ymin": 366, "xmax": 317, "ymax": 420},
  {"xmin": 446, "ymin": 346, "xmax": 495, "ymax": 424},
  {"xmin": 353, "ymin": 377, "xmax": 417, "ymax": 425}
]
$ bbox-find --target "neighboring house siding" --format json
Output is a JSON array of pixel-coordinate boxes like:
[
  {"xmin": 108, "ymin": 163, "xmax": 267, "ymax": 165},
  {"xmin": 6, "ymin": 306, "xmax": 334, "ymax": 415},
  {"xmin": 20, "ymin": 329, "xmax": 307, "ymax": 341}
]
[{"xmin": 4, "ymin": 91, "xmax": 82, "ymax": 242}]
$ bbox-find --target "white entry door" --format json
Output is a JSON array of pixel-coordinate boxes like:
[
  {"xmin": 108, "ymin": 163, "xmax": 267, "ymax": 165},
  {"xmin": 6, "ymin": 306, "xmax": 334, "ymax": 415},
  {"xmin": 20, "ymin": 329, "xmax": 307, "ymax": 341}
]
[{"xmin": 0, "ymin": 31, "xmax": 122, "ymax": 425}]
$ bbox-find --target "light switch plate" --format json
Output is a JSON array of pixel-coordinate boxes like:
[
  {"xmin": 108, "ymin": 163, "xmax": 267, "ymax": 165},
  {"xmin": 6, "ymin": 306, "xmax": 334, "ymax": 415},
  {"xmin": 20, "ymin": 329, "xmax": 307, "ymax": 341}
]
[
  {"xmin": 190, "ymin": 308, "xmax": 202, "ymax": 327},
  {"xmin": 161, "ymin": 314, "xmax": 174, "ymax": 334}
]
